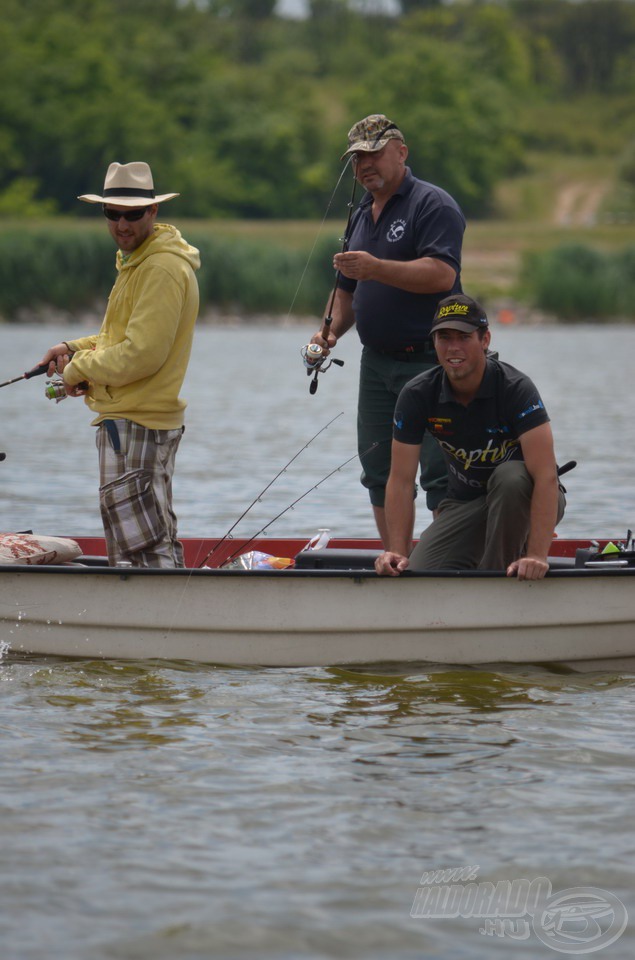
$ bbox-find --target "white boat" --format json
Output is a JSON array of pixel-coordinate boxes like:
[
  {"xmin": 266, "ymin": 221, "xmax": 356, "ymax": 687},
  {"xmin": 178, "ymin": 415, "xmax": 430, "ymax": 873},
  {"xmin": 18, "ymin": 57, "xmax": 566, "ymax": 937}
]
[{"xmin": 2, "ymin": 535, "xmax": 635, "ymax": 671}]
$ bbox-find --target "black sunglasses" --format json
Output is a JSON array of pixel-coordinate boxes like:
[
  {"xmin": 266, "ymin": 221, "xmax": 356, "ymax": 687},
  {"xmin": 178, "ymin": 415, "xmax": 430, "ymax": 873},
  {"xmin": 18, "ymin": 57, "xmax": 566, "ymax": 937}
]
[{"xmin": 102, "ymin": 206, "xmax": 149, "ymax": 222}]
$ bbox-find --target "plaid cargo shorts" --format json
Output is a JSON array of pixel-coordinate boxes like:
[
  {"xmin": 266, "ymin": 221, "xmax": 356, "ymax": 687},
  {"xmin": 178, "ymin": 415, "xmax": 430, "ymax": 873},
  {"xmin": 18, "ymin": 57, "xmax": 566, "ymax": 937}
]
[{"xmin": 96, "ymin": 419, "xmax": 184, "ymax": 568}]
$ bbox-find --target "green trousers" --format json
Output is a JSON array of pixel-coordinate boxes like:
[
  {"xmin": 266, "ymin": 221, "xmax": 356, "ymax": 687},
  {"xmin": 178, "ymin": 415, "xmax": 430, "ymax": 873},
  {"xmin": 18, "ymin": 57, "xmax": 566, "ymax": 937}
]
[{"xmin": 357, "ymin": 346, "xmax": 447, "ymax": 511}]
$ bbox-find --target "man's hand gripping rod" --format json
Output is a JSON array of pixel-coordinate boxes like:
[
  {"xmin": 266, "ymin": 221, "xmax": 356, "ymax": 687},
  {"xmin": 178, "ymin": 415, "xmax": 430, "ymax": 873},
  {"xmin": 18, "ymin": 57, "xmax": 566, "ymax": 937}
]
[
  {"xmin": 0, "ymin": 359, "xmax": 88, "ymax": 402},
  {"xmin": 302, "ymin": 168, "xmax": 358, "ymax": 394}
]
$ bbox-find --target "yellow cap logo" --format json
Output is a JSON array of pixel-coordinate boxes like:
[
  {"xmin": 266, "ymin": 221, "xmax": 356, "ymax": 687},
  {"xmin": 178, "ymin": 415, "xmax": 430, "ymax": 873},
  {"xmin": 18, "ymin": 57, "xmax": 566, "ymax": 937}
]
[{"xmin": 438, "ymin": 302, "xmax": 469, "ymax": 318}]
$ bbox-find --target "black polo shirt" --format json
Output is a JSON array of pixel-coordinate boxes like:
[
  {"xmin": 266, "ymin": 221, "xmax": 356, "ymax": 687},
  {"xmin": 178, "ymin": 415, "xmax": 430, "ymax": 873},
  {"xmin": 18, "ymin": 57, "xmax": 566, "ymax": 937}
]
[
  {"xmin": 393, "ymin": 358, "xmax": 551, "ymax": 501},
  {"xmin": 339, "ymin": 168, "xmax": 465, "ymax": 351}
]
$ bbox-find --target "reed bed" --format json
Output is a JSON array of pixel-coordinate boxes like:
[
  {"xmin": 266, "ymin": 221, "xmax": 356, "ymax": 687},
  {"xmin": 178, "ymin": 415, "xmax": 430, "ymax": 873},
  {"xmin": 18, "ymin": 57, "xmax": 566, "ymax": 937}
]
[
  {"xmin": 1, "ymin": 220, "xmax": 634, "ymax": 322},
  {"xmin": 0, "ymin": 223, "xmax": 335, "ymax": 321}
]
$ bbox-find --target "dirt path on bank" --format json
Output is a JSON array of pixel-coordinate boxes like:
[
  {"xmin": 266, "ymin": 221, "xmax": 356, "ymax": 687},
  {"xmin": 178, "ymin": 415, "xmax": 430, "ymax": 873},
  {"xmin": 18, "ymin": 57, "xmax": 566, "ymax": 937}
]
[{"xmin": 553, "ymin": 181, "xmax": 611, "ymax": 226}]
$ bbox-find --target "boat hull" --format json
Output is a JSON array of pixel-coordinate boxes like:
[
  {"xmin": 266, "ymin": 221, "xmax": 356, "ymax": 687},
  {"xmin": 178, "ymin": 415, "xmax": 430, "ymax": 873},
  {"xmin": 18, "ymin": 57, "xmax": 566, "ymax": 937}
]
[{"xmin": 2, "ymin": 558, "xmax": 634, "ymax": 669}]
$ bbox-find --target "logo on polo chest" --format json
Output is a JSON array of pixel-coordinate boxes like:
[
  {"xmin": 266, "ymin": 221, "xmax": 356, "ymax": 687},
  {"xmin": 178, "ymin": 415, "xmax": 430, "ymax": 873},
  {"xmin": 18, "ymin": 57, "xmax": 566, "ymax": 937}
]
[
  {"xmin": 387, "ymin": 219, "xmax": 406, "ymax": 242},
  {"xmin": 428, "ymin": 416, "xmax": 453, "ymax": 437},
  {"xmin": 437, "ymin": 437, "xmax": 520, "ymax": 470}
]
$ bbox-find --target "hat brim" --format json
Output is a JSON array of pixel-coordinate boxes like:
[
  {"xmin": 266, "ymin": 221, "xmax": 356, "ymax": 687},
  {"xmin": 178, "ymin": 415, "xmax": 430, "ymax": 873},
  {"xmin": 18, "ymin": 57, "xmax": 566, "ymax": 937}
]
[
  {"xmin": 340, "ymin": 137, "xmax": 402, "ymax": 161},
  {"xmin": 431, "ymin": 319, "xmax": 487, "ymax": 334},
  {"xmin": 77, "ymin": 192, "xmax": 179, "ymax": 205}
]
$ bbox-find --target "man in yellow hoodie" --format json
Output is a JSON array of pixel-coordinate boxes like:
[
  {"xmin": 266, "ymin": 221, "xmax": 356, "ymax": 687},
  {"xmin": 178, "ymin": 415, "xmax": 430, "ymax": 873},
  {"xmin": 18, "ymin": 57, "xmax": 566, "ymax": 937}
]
[{"xmin": 37, "ymin": 162, "xmax": 200, "ymax": 568}]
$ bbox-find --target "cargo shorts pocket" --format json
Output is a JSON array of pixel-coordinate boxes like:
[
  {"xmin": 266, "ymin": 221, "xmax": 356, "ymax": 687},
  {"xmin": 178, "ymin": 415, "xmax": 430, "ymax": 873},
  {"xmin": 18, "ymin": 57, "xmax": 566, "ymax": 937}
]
[{"xmin": 99, "ymin": 469, "xmax": 164, "ymax": 556}]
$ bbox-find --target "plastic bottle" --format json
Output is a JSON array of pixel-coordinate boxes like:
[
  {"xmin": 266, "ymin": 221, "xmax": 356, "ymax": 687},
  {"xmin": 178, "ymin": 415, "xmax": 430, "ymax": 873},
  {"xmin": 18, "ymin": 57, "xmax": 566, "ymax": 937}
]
[{"xmin": 306, "ymin": 528, "xmax": 331, "ymax": 551}]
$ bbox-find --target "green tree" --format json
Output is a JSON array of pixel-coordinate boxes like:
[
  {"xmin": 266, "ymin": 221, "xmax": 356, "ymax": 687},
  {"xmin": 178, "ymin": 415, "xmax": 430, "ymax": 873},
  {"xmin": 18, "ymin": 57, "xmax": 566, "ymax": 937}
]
[
  {"xmin": 343, "ymin": 30, "xmax": 523, "ymax": 214},
  {"xmin": 511, "ymin": 0, "xmax": 635, "ymax": 94}
]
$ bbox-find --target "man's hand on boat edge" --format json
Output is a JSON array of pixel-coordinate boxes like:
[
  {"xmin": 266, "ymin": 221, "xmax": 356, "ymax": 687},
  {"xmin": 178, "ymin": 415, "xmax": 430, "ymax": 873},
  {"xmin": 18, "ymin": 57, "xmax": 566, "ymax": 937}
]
[
  {"xmin": 375, "ymin": 551, "xmax": 551, "ymax": 579},
  {"xmin": 506, "ymin": 555, "xmax": 550, "ymax": 580},
  {"xmin": 375, "ymin": 551, "xmax": 410, "ymax": 576}
]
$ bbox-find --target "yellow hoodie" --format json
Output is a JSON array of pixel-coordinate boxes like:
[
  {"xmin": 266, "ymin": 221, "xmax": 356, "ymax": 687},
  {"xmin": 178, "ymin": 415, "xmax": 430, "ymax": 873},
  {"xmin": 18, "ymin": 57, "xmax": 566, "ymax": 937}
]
[{"xmin": 64, "ymin": 223, "xmax": 200, "ymax": 430}]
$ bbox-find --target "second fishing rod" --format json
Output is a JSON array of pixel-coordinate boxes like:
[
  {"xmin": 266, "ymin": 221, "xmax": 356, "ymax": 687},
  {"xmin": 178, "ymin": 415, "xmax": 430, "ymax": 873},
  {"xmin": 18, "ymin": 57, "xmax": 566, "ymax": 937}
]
[{"xmin": 301, "ymin": 159, "xmax": 359, "ymax": 394}]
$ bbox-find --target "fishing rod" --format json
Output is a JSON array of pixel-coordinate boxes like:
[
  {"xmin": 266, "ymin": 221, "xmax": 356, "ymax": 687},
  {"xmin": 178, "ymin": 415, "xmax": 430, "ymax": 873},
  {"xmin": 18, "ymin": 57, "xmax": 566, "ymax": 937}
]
[
  {"xmin": 196, "ymin": 412, "xmax": 345, "ymax": 568},
  {"xmin": 301, "ymin": 159, "xmax": 358, "ymax": 395},
  {"xmin": 216, "ymin": 441, "xmax": 379, "ymax": 569},
  {"xmin": 286, "ymin": 156, "xmax": 354, "ymax": 320},
  {"xmin": 0, "ymin": 361, "xmax": 87, "ymax": 401},
  {"xmin": 0, "ymin": 362, "xmax": 50, "ymax": 389}
]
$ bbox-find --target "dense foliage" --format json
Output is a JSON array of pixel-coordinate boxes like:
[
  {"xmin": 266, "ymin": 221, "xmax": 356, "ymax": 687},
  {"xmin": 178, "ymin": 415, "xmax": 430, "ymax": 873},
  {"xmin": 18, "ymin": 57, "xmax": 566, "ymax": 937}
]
[
  {"xmin": 0, "ymin": 0, "xmax": 633, "ymax": 220},
  {"xmin": 520, "ymin": 243, "xmax": 635, "ymax": 320}
]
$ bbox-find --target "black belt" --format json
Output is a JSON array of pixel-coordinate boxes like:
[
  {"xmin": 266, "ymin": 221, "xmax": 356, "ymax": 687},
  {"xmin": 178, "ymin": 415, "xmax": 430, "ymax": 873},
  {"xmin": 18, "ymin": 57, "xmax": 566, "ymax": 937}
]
[
  {"xmin": 103, "ymin": 419, "xmax": 121, "ymax": 453},
  {"xmin": 372, "ymin": 344, "xmax": 436, "ymax": 362}
]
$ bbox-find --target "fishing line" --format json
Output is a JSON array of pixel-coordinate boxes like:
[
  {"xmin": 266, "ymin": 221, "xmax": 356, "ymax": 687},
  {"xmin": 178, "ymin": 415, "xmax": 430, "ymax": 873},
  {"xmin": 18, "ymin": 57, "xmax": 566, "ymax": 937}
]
[
  {"xmin": 155, "ymin": 432, "xmax": 378, "ymax": 656},
  {"xmin": 195, "ymin": 411, "xmax": 345, "ymax": 568},
  {"xmin": 217, "ymin": 441, "xmax": 380, "ymax": 568},
  {"xmin": 285, "ymin": 155, "xmax": 355, "ymax": 321}
]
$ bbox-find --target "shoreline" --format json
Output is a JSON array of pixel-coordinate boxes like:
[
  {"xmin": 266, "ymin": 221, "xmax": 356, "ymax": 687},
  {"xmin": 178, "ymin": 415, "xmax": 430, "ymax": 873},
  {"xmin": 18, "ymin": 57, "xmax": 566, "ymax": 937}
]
[{"xmin": 4, "ymin": 302, "xmax": 628, "ymax": 328}]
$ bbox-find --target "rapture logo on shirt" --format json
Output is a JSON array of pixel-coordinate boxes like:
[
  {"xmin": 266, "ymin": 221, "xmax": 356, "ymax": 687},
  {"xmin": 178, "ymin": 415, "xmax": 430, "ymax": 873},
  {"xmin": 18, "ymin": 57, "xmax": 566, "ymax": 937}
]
[{"xmin": 436, "ymin": 436, "xmax": 521, "ymax": 471}]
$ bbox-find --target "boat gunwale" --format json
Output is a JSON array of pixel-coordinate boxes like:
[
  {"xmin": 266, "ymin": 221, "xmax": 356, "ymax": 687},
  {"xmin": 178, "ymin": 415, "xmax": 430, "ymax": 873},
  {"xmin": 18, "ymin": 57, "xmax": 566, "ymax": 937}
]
[{"xmin": 1, "ymin": 563, "xmax": 634, "ymax": 579}]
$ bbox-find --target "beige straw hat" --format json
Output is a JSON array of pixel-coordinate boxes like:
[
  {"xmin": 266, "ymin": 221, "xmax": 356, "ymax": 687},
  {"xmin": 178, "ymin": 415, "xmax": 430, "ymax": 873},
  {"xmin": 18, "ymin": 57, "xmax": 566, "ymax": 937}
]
[{"xmin": 78, "ymin": 161, "xmax": 179, "ymax": 206}]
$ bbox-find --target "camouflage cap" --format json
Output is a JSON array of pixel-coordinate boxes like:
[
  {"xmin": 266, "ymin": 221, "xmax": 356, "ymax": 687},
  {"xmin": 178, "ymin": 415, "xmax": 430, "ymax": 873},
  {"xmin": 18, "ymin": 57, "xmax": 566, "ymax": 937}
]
[{"xmin": 341, "ymin": 114, "xmax": 405, "ymax": 161}]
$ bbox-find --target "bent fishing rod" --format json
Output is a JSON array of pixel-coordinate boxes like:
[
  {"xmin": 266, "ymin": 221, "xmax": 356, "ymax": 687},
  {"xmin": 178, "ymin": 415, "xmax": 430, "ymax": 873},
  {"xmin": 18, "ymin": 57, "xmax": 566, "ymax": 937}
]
[
  {"xmin": 197, "ymin": 412, "xmax": 345, "ymax": 568},
  {"xmin": 216, "ymin": 441, "xmax": 380, "ymax": 569},
  {"xmin": 301, "ymin": 160, "xmax": 358, "ymax": 395}
]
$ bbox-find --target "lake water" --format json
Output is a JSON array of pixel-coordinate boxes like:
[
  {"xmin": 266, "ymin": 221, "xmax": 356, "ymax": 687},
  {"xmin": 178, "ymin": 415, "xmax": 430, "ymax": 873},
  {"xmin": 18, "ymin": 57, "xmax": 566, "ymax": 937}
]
[
  {"xmin": 1, "ymin": 322, "xmax": 634, "ymax": 540},
  {"xmin": 1, "ymin": 322, "xmax": 635, "ymax": 959}
]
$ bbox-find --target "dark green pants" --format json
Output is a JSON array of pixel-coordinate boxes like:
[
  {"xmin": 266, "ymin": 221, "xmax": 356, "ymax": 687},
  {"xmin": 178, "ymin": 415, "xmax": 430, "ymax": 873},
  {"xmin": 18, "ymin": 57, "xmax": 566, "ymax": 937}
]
[{"xmin": 357, "ymin": 346, "xmax": 448, "ymax": 511}]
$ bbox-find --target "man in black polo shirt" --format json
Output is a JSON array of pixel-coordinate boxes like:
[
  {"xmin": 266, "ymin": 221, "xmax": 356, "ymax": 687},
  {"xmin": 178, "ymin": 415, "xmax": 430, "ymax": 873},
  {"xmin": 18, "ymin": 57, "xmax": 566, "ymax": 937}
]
[
  {"xmin": 375, "ymin": 295, "xmax": 566, "ymax": 580},
  {"xmin": 309, "ymin": 114, "xmax": 465, "ymax": 544}
]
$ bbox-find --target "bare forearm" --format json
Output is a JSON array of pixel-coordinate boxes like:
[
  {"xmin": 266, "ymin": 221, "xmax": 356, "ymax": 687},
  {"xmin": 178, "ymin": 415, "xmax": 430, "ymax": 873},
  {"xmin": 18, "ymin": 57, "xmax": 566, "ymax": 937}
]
[
  {"xmin": 323, "ymin": 288, "xmax": 356, "ymax": 339},
  {"xmin": 372, "ymin": 257, "xmax": 456, "ymax": 294},
  {"xmin": 507, "ymin": 424, "xmax": 560, "ymax": 581},
  {"xmin": 385, "ymin": 476, "xmax": 415, "ymax": 557},
  {"xmin": 311, "ymin": 289, "xmax": 355, "ymax": 350},
  {"xmin": 526, "ymin": 476, "xmax": 560, "ymax": 561},
  {"xmin": 334, "ymin": 251, "xmax": 456, "ymax": 295}
]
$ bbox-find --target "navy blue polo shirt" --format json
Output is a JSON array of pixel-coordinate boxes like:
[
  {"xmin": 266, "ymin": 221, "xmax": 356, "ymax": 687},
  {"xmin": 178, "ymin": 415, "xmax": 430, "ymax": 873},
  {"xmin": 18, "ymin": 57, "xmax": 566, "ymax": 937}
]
[
  {"xmin": 393, "ymin": 358, "xmax": 551, "ymax": 501},
  {"xmin": 339, "ymin": 168, "xmax": 465, "ymax": 351}
]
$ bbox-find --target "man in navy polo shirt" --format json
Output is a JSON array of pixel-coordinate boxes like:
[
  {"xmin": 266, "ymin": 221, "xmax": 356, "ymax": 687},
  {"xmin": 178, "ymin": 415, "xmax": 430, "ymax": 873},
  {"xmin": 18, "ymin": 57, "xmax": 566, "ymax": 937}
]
[
  {"xmin": 309, "ymin": 114, "xmax": 465, "ymax": 545},
  {"xmin": 375, "ymin": 295, "xmax": 566, "ymax": 580}
]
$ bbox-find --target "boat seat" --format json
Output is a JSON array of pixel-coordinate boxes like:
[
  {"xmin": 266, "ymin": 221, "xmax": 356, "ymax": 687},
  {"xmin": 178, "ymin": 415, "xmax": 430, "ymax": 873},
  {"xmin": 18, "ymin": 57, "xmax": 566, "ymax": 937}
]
[
  {"xmin": 296, "ymin": 549, "xmax": 578, "ymax": 572},
  {"xmin": 294, "ymin": 548, "xmax": 381, "ymax": 570}
]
